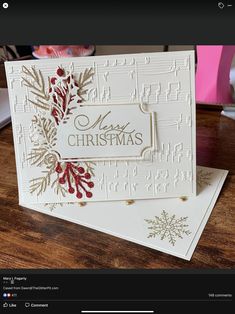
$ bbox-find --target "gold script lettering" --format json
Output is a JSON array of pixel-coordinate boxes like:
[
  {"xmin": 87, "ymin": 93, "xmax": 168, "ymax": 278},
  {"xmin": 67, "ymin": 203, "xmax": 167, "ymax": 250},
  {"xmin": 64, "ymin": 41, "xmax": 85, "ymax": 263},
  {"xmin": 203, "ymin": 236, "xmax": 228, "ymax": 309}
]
[{"xmin": 74, "ymin": 111, "xmax": 135, "ymax": 135}]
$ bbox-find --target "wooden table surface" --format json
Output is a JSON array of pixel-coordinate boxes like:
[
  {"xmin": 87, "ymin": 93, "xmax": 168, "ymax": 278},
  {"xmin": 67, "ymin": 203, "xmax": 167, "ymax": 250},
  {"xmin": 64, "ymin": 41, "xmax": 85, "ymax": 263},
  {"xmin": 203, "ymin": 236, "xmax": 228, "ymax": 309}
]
[{"xmin": 0, "ymin": 108, "xmax": 235, "ymax": 269}]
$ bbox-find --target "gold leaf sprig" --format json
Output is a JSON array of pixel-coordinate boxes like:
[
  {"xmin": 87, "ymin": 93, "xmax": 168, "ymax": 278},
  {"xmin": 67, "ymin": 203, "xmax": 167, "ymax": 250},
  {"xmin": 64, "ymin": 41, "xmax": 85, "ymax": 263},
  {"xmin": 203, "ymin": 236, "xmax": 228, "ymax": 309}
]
[
  {"xmin": 22, "ymin": 66, "xmax": 50, "ymax": 111},
  {"xmin": 77, "ymin": 68, "xmax": 95, "ymax": 100},
  {"xmin": 51, "ymin": 176, "xmax": 67, "ymax": 197},
  {"xmin": 30, "ymin": 169, "xmax": 53, "ymax": 196},
  {"xmin": 27, "ymin": 147, "xmax": 48, "ymax": 167},
  {"xmin": 32, "ymin": 115, "xmax": 57, "ymax": 150},
  {"xmin": 84, "ymin": 161, "xmax": 96, "ymax": 177}
]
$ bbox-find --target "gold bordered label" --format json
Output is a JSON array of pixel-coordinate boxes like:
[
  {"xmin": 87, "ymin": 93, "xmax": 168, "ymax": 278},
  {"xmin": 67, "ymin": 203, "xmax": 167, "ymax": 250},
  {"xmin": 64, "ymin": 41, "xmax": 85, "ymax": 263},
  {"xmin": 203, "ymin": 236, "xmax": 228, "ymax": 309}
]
[{"xmin": 55, "ymin": 103, "xmax": 157, "ymax": 161}]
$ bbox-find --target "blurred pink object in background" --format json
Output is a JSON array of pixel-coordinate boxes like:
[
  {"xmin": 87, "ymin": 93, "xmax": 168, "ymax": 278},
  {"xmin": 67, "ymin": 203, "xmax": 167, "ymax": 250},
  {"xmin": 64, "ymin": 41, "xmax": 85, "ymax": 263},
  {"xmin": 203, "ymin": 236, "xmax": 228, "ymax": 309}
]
[
  {"xmin": 196, "ymin": 45, "xmax": 235, "ymax": 105},
  {"xmin": 32, "ymin": 45, "xmax": 95, "ymax": 58}
]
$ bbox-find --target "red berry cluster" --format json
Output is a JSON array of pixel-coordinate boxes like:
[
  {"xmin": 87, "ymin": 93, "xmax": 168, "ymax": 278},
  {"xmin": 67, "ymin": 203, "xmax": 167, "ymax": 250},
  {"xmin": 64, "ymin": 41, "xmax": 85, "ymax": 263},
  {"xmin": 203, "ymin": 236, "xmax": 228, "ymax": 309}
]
[{"xmin": 55, "ymin": 162, "xmax": 94, "ymax": 199}]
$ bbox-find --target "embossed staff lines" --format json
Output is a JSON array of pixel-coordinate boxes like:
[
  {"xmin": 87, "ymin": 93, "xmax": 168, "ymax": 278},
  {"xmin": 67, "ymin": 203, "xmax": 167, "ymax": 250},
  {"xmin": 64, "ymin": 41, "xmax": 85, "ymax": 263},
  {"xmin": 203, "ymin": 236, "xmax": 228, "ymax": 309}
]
[
  {"xmin": 97, "ymin": 56, "xmax": 190, "ymax": 75},
  {"xmin": 96, "ymin": 163, "xmax": 192, "ymax": 198},
  {"xmin": 142, "ymin": 143, "xmax": 193, "ymax": 164},
  {"xmin": 16, "ymin": 124, "xmax": 31, "ymax": 169},
  {"xmin": 96, "ymin": 162, "xmax": 139, "ymax": 198},
  {"xmin": 87, "ymin": 56, "xmax": 190, "ymax": 103},
  {"xmin": 8, "ymin": 56, "xmax": 191, "ymax": 107}
]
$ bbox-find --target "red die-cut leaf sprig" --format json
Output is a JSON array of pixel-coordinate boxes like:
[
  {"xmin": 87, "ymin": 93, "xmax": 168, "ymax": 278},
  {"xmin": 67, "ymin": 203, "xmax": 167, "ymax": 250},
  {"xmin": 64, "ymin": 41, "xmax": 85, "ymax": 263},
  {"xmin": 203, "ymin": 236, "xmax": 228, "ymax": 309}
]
[
  {"xmin": 55, "ymin": 162, "xmax": 94, "ymax": 199},
  {"xmin": 49, "ymin": 67, "xmax": 82, "ymax": 125}
]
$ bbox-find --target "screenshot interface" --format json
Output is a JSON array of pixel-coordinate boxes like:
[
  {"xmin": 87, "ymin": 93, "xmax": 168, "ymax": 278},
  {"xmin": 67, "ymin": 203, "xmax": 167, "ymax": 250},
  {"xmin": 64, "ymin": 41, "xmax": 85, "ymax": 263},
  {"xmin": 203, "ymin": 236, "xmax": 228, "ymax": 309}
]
[{"xmin": 0, "ymin": 1, "xmax": 234, "ymax": 313}]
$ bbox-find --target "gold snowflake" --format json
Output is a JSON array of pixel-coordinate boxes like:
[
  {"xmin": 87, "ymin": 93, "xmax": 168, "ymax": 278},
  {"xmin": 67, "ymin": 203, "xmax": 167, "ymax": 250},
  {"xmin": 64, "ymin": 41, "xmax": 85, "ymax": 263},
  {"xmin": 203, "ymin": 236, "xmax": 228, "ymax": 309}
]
[
  {"xmin": 44, "ymin": 202, "xmax": 64, "ymax": 212},
  {"xmin": 145, "ymin": 210, "xmax": 191, "ymax": 246},
  {"xmin": 197, "ymin": 169, "xmax": 212, "ymax": 188}
]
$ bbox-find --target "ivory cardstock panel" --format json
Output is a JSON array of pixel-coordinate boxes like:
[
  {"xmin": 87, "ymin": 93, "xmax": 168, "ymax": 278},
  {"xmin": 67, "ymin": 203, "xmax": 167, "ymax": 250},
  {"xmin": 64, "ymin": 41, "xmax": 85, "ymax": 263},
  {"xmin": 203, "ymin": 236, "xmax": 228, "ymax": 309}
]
[
  {"xmin": 21, "ymin": 166, "xmax": 228, "ymax": 260},
  {"xmin": 5, "ymin": 51, "xmax": 196, "ymax": 204}
]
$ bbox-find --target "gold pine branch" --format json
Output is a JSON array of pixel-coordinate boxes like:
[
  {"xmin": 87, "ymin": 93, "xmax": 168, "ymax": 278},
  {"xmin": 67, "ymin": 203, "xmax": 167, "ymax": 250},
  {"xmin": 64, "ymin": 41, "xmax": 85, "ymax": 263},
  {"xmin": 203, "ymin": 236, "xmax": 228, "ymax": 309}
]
[
  {"xmin": 77, "ymin": 68, "xmax": 94, "ymax": 99},
  {"xmin": 30, "ymin": 169, "xmax": 53, "ymax": 196},
  {"xmin": 84, "ymin": 161, "xmax": 96, "ymax": 177},
  {"xmin": 27, "ymin": 147, "xmax": 48, "ymax": 166},
  {"xmin": 22, "ymin": 66, "xmax": 50, "ymax": 111},
  {"xmin": 51, "ymin": 176, "xmax": 67, "ymax": 197},
  {"xmin": 32, "ymin": 115, "xmax": 57, "ymax": 149}
]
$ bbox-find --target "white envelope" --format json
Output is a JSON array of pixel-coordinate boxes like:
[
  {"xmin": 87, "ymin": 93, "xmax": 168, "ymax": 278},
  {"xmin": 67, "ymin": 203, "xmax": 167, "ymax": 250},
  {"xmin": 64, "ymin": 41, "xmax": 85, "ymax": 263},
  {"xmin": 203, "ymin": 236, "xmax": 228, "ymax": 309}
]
[{"xmin": 21, "ymin": 166, "xmax": 228, "ymax": 260}]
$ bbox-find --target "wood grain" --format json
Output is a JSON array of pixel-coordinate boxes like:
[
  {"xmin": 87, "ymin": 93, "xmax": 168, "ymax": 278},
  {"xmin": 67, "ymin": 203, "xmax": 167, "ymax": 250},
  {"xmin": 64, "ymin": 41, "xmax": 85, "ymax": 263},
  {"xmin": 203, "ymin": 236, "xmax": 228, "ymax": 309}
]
[{"xmin": 0, "ymin": 109, "xmax": 234, "ymax": 268}]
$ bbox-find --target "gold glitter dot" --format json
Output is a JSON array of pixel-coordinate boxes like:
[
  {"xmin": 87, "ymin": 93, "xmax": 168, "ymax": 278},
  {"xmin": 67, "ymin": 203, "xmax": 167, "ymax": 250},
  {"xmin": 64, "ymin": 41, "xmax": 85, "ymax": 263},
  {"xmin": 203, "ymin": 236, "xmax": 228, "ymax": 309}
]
[
  {"xmin": 79, "ymin": 202, "xmax": 87, "ymax": 207},
  {"xmin": 125, "ymin": 199, "xmax": 135, "ymax": 205},
  {"xmin": 180, "ymin": 196, "xmax": 188, "ymax": 202}
]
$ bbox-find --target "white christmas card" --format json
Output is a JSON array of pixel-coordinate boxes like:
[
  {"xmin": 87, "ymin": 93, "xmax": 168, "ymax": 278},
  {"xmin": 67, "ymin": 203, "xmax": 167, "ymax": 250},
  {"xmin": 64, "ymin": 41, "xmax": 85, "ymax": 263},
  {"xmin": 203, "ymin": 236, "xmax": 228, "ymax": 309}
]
[
  {"xmin": 21, "ymin": 166, "xmax": 228, "ymax": 261},
  {"xmin": 5, "ymin": 51, "xmax": 196, "ymax": 204}
]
